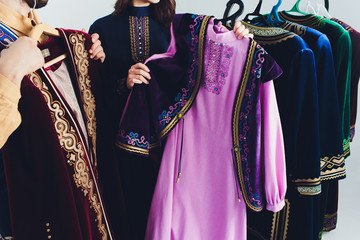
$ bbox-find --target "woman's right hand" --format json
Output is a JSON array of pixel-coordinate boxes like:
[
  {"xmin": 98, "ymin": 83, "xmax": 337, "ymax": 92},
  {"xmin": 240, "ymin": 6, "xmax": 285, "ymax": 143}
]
[
  {"xmin": 0, "ymin": 37, "xmax": 44, "ymax": 87},
  {"xmin": 127, "ymin": 63, "xmax": 151, "ymax": 90}
]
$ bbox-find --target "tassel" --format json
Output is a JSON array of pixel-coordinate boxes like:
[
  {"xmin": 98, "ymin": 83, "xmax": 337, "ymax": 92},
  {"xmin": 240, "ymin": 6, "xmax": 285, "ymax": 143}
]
[
  {"xmin": 232, "ymin": 146, "xmax": 242, "ymax": 202},
  {"xmin": 176, "ymin": 118, "xmax": 185, "ymax": 184}
]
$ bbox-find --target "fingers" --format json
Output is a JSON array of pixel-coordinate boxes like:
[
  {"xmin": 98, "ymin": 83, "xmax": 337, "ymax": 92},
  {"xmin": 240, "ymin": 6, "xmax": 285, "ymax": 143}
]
[
  {"xmin": 233, "ymin": 21, "xmax": 253, "ymax": 40},
  {"xmin": 234, "ymin": 24, "xmax": 246, "ymax": 39},
  {"xmin": 126, "ymin": 75, "xmax": 149, "ymax": 89},
  {"xmin": 127, "ymin": 63, "xmax": 151, "ymax": 89},
  {"xmin": 133, "ymin": 62, "xmax": 150, "ymax": 72},
  {"xmin": 91, "ymin": 33, "xmax": 100, "ymax": 43},
  {"xmin": 81, "ymin": 28, "xmax": 86, "ymax": 33}
]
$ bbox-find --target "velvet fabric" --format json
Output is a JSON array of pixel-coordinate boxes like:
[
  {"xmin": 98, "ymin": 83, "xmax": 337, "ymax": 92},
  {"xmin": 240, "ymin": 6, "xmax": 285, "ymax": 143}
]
[
  {"xmin": 1, "ymin": 29, "xmax": 113, "ymax": 240},
  {"xmin": 142, "ymin": 15, "xmax": 286, "ymax": 240},
  {"xmin": 332, "ymin": 18, "xmax": 360, "ymax": 142},
  {"xmin": 242, "ymin": 22, "xmax": 322, "ymax": 240},
  {"xmin": 278, "ymin": 12, "xmax": 352, "ymax": 158},
  {"xmin": 89, "ymin": 7, "xmax": 170, "ymax": 239}
]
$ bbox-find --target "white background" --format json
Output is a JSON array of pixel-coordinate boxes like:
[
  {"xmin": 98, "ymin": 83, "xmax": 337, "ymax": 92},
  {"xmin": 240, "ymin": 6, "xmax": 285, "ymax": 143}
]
[{"xmin": 39, "ymin": 1, "xmax": 360, "ymax": 239}]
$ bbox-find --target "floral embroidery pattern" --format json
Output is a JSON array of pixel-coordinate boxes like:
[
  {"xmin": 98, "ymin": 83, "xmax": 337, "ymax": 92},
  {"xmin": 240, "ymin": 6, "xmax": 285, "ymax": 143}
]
[
  {"xmin": 158, "ymin": 14, "xmax": 205, "ymax": 134},
  {"xmin": 232, "ymin": 42, "xmax": 265, "ymax": 211},
  {"xmin": 238, "ymin": 44, "xmax": 264, "ymax": 208},
  {"xmin": 129, "ymin": 16, "xmax": 150, "ymax": 63},
  {"xmin": 203, "ymin": 39, "xmax": 233, "ymax": 95},
  {"xmin": 118, "ymin": 130, "xmax": 149, "ymax": 149}
]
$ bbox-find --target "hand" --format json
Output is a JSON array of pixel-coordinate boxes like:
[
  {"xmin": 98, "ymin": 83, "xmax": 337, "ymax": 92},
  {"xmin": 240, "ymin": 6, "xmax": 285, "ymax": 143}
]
[
  {"xmin": 127, "ymin": 63, "xmax": 150, "ymax": 90},
  {"xmin": 0, "ymin": 37, "xmax": 44, "ymax": 87},
  {"xmin": 233, "ymin": 21, "xmax": 253, "ymax": 40},
  {"xmin": 82, "ymin": 29, "xmax": 106, "ymax": 63}
]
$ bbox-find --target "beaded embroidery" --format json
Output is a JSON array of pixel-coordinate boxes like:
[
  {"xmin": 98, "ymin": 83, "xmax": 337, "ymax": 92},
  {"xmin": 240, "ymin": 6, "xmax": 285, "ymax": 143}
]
[
  {"xmin": 129, "ymin": 16, "xmax": 150, "ymax": 63},
  {"xmin": 203, "ymin": 39, "xmax": 233, "ymax": 95}
]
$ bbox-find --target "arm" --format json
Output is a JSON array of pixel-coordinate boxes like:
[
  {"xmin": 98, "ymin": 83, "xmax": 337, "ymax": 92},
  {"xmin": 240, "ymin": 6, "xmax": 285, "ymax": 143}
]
[
  {"xmin": 0, "ymin": 36, "xmax": 44, "ymax": 147},
  {"xmin": 261, "ymin": 80, "xmax": 287, "ymax": 212}
]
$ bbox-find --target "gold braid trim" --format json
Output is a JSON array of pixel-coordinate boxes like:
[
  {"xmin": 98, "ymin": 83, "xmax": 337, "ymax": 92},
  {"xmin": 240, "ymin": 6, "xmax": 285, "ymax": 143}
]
[
  {"xmin": 69, "ymin": 32, "xmax": 97, "ymax": 166},
  {"xmin": 270, "ymin": 199, "xmax": 290, "ymax": 240},
  {"xmin": 29, "ymin": 72, "xmax": 108, "ymax": 240}
]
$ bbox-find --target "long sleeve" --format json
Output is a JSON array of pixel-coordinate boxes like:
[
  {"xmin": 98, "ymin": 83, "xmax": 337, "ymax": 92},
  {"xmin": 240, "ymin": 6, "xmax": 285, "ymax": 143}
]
[
  {"xmin": 261, "ymin": 80, "xmax": 286, "ymax": 212},
  {"xmin": 0, "ymin": 73, "xmax": 21, "ymax": 148}
]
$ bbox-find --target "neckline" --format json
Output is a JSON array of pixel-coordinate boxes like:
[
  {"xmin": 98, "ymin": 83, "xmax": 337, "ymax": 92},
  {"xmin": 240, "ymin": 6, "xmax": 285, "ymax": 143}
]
[
  {"xmin": 206, "ymin": 18, "xmax": 238, "ymax": 43},
  {"xmin": 127, "ymin": 5, "xmax": 151, "ymax": 17}
]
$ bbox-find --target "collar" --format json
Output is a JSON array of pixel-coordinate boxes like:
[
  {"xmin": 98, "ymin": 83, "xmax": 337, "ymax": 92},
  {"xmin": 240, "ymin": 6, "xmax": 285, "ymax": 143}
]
[
  {"xmin": 0, "ymin": 2, "xmax": 41, "ymax": 37},
  {"xmin": 127, "ymin": 5, "xmax": 151, "ymax": 17}
]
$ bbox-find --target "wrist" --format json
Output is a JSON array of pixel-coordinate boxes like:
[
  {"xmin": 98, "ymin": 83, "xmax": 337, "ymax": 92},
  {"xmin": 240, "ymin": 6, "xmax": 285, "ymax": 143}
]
[{"xmin": 0, "ymin": 59, "xmax": 24, "ymax": 87}]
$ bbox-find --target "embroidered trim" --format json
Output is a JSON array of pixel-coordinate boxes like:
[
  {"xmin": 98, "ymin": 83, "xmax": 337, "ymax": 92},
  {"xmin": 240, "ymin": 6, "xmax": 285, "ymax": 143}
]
[
  {"xmin": 158, "ymin": 15, "xmax": 211, "ymax": 140},
  {"xmin": 129, "ymin": 16, "xmax": 150, "ymax": 63},
  {"xmin": 350, "ymin": 124, "xmax": 355, "ymax": 142},
  {"xmin": 241, "ymin": 21, "xmax": 297, "ymax": 45},
  {"xmin": 69, "ymin": 33, "xmax": 97, "ymax": 166},
  {"xmin": 320, "ymin": 154, "xmax": 346, "ymax": 181},
  {"xmin": 270, "ymin": 199, "xmax": 290, "ymax": 240},
  {"xmin": 116, "ymin": 129, "xmax": 149, "ymax": 155},
  {"xmin": 281, "ymin": 21, "xmax": 308, "ymax": 38},
  {"xmin": 28, "ymin": 71, "xmax": 109, "ymax": 240},
  {"xmin": 297, "ymin": 185, "xmax": 322, "ymax": 195},
  {"xmin": 331, "ymin": 18, "xmax": 353, "ymax": 32},
  {"xmin": 203, "ymin": 39, "xmax": 233, "ymax": 95},
  {"xmin": 293, "ymin": 178, "xmax": 321, "ymax": 185},
  {"xmin": 323, "ymin": 212, "xmax": 337, "ymax": 232},
  {"xmin": 232, "ymin": 41, "xmax": 264, "ymax": 211},
  {"xmin": 69, "ymin": 32, "xmax": 97, "ymax": 166},
  {"xmin": 0, "ymin": 22, "xmax": 18, "ymax": 47},
  {"xmin": 278, "ymin": 12, "xmax": 327, "ymax": 29},
  {"xmin": 343, "ymin": 137, "xmax": 350, "ymax": 158},
  {"xmin": 293, "ymin": 178, "xmax": 322, "ymax": 195}
]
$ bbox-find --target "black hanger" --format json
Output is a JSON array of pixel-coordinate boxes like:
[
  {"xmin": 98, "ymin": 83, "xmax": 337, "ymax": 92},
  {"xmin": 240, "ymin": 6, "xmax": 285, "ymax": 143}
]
[
  {"xmin": 242, "ymin": 0, "xmax": 269, "ymax": 26},
  {"xmin": 215, "ymin": 0, "xmax": 244, "ymax": 28},
  {"xmin": 325, "ymin": 0, "xmax": 329, "ymax": 11}
]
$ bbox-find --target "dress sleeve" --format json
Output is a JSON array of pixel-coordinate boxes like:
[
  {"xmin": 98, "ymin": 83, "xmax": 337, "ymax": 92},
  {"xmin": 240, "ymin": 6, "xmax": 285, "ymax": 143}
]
[
  {"xmin": 260, "ymin": 80, "xmax": 287, "ymax": 212},
  {"xmin": 0, "ymin": 73, "xmax": 21, "ymax": 148}
]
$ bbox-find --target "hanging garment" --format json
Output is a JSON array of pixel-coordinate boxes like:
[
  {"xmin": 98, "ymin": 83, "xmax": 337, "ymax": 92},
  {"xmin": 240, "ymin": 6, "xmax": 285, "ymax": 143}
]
[
  {"xmin": 1, "ymin": 29, "xmax": 113, "ymax": 240},
  {"xmin": 331, "ymin": 18, "xmax": 360, "ymax": 142},
  {"xmin": 116, "ymin": 14, "xmax": 287, "ymax": 240},
  {"xmin": 278, "ymin": 21, "xmax": 345, "ymax": 181},
  {"xmin": 320, "ymin": 18, "xmax": 360, "ymax": 233},
  {"xmin": 89, "ymin": 7, "xmax": 171, "ymax": 239},
  {"xmin": 242, "ymin": 22, "xmax": 322, "ymax": 240},
  {"xmin": 278, "ymin": 12, "xmax": 352, "ymax": 158}
]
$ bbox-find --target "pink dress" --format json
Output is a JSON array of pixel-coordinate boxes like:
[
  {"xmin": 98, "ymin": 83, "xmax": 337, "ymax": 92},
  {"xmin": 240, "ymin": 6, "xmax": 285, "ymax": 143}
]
[{"xmin": 145, "ymin": 18, "xmax": 287, "ymax": 240}]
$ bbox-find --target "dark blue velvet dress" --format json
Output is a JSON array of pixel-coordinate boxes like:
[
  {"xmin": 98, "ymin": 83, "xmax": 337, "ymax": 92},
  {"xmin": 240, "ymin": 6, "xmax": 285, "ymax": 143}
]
[{"xmin": 89, "ymin": 5, "xmax": 171, "ymax": 240}]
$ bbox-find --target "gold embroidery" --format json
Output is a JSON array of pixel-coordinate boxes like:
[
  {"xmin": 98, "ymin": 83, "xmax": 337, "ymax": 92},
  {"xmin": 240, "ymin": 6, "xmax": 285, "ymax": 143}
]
[
  {"xmin": 241, "ymin": 21, "xmax": 297, "ymax": 45},
  {"xmin": 320, "ymin": 154, "xmax": 346, "ymax": 181},
  {"xmin": 69, "ymin": 32, "xmax": 97, "ymax": 167},
  {"xmin": 28, "ymin": 71, "xmax": 108, "ymax": 240},
  {"xmin": 129, "ymin": 16, "xmax": 150, "ymax": 63},
  {"xmin": 270, "ymin": 199, "xmax": 290, "ymax": 240},
  {"xmin": 293, "ymin": 178, "xmax": 321, "ymax": 185},
  {"xmin": 232, "ymin": 40, "xmax": 262, "ymax": 212},
  {"xmin": 158, "ymin": 16, "xmax": 211, "ymax": 140},
  {"xmin": 115, "ymin": 140, "xmax": 160, "ymax": 155},
  {"xmin": 278, "ymin": 12, "xmax": 326, "ymax": 29}
]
